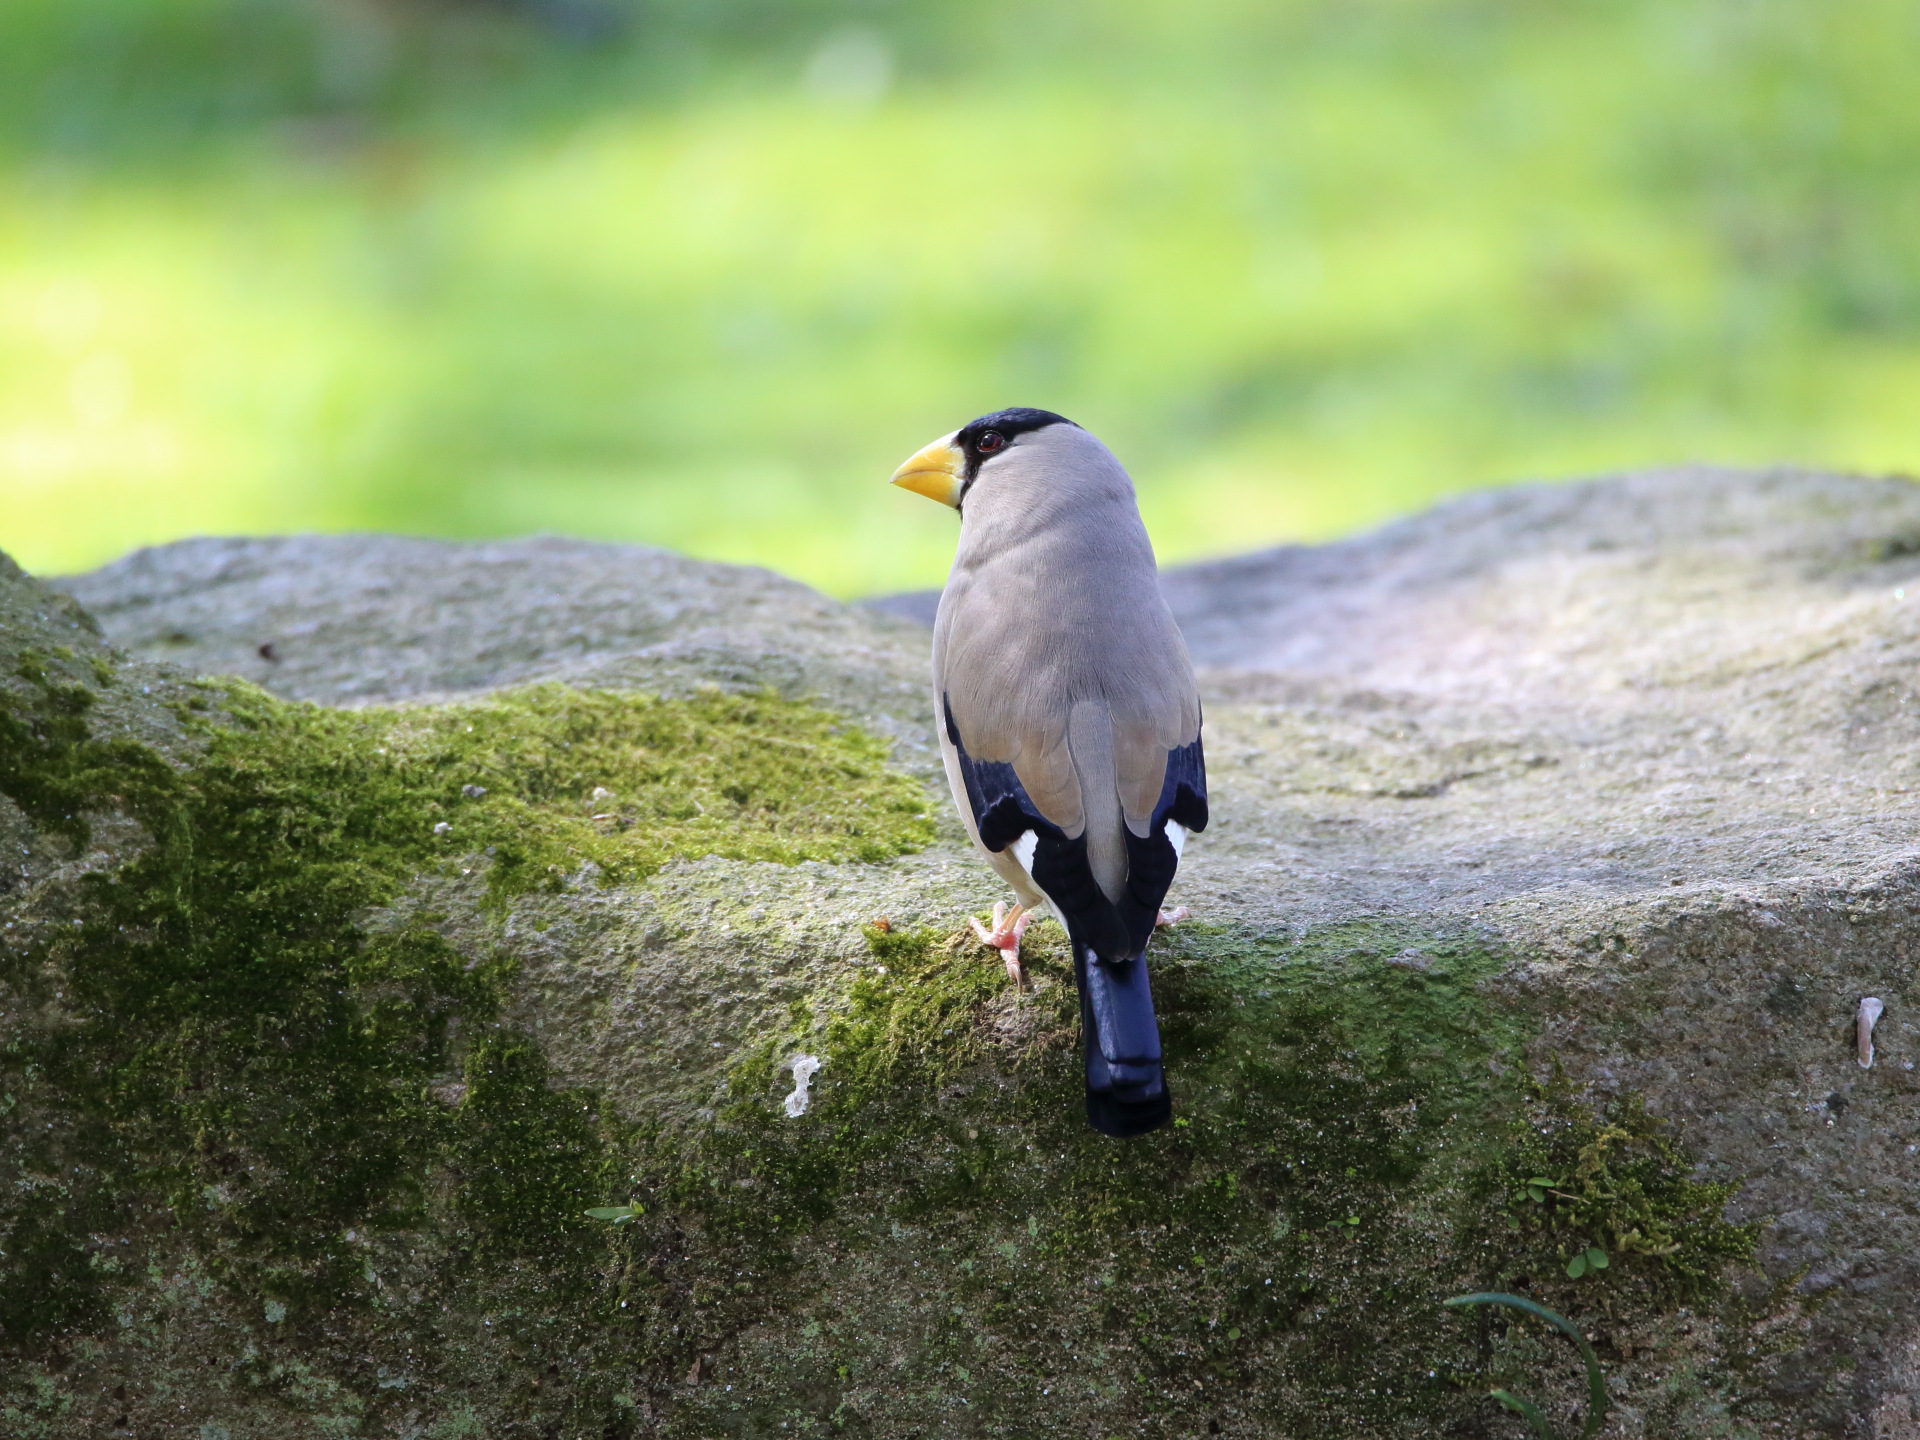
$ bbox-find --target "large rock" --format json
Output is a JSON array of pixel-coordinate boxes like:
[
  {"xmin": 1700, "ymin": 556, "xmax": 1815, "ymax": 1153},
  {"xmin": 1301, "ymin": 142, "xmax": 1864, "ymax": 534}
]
[{"xmin": 5, "ymin": 467, "xmax": 1920, "ymax": 1437}]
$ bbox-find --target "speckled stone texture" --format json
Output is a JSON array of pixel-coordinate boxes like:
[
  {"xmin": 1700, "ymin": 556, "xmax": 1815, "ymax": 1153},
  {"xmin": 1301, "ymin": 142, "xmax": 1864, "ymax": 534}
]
[
  {"xmin": 57, "ymin": 532, "xmax": 935, "ymax": 755},
  {"xmin": 20, "ymin": 465, "xmax": 1920, "ymax": 1435}
]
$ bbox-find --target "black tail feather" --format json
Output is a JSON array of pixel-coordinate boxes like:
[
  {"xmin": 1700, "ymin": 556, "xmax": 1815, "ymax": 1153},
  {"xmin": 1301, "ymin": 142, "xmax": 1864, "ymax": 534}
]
[{"xmin": 1074, "ymin": 940, "xmax": 1172, "ymax": 1137}]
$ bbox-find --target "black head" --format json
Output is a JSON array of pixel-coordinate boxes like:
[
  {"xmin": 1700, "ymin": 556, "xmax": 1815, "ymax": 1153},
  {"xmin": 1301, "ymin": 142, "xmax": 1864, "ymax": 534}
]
[{"xmin": 954, "ymin": 408, "xmax": 1078, "ymax": 484}]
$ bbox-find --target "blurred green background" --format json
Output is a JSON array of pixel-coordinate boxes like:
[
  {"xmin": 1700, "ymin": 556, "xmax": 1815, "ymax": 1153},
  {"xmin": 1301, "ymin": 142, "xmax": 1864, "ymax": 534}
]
[{"xmin": 2, "ymin": 0, "xmax": 1917, "ymax": 595}]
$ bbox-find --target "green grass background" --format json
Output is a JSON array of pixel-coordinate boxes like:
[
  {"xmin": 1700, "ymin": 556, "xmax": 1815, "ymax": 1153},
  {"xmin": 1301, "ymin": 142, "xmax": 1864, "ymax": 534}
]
[{"xmin": 2, "ymin": 0, "xmax": 1916, "ymax": 594}]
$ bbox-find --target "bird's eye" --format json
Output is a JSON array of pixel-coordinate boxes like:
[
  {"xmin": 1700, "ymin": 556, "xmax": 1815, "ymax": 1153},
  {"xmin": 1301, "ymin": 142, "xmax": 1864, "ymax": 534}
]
[{"xmin": 976, "ymin": 431, "xmax": 1007, "ymax": 454}]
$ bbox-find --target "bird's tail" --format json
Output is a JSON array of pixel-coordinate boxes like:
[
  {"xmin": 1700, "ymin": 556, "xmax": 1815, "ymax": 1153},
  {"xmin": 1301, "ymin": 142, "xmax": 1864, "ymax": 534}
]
[{"xmin": 1074, "ymin": 939, "xmax": 1172, "ymax": 1137}]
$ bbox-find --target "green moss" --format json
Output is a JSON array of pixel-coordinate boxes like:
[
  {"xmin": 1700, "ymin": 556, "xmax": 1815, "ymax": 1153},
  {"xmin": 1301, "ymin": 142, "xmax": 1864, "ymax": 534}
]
[
  {"xmin": 1489, "ymin": 1070, "xmax": 1758, "ymax": 1298},
  {"xmin": 643, "ymin": 921, "xmax": 1755, "ymax": 1438},
  {"xmin": 360, "ymin": 682, "xmax": 935, "ymax": 898},
  {"xmin": 0, "ymin": 655, "xmax": 930, "ymax": 1376},
  {"xmin": 0, "ymin": 646, "xmax": 175, "ymax": 846},
  {"xmin": 0, "ymin": 640, "xmax": 1751, "ymax": 1436},
  {"xmin": 199, "ymin": 678, "xmax": 935, "ymax": 903},
  {"xmin": 454, "ymin": 1034, "xmax": 620, "ymax": 1255},
  {"xmin": 827, "ymin": 924, "xmax": 1009, "ymax": 1098}
]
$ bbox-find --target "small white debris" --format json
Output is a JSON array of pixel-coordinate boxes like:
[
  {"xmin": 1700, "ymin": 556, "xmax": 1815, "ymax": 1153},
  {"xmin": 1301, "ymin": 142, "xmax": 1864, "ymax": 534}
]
[
  {"xmin": 462, "ymin": 784, "xmax": 488, "ymax": 799},
  {"xmin": 591, "ymin": 786, "xmax": 615, "ymax": 801},
  {"xmin": 432, "ymin": 822, "xmax": 451, "ymax": 835},
  {"xmin": 783, "ymin": 1054, "xmax": 823, "ymax": 1118},
  {"xmin": 1858, "ymin": 996, "xmax": 1885, "ymax": 1069}
]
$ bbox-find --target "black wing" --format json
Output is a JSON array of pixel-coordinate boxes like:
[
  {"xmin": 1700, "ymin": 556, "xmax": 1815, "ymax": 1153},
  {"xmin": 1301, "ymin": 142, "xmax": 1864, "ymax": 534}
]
[
  {"xmin": 946, "ymin": 696, "xmax": 1205, "ymax": 960},
  {"xmin": 1117, "ymin": 734, "xmax": 1206, "ymax": 954}
]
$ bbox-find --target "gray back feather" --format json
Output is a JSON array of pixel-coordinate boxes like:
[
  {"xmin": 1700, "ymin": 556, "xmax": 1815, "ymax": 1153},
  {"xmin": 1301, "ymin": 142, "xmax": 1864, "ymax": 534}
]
[{"xmin": 933, "ymin": 424, "xmax": 1199, "ymax": 845}]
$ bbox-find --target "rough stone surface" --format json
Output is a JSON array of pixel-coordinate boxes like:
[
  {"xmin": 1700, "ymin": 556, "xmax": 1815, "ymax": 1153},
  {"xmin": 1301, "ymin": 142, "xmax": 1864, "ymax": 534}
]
[
  {"xmin": 10, "ymin": 466, "xmax": 1920, "ymax": 1435},
  {"xmin": 60, "ymin": 532, "xmax": 934, "ymax": 754}
]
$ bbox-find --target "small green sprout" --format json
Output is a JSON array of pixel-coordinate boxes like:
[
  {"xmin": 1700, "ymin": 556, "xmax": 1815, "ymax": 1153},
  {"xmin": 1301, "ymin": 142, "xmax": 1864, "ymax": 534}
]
[
  {"xmin": 1443, "ymin": 1292, "xmax": 1607, "ymax": 1440},
  {"xmin": 1564, "ymin": 1246, "xmax": 1609, "ymax": 1279},
  {"xmin": 584, "ymin": 1202, "xmax": 645, "ymax": 1227}
]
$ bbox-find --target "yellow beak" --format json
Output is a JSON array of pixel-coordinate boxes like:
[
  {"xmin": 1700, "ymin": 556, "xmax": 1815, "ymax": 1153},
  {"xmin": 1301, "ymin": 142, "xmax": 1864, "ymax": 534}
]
[{"xmin": 889, "ymin": 435, "xmax": 965, "ymax": 508}]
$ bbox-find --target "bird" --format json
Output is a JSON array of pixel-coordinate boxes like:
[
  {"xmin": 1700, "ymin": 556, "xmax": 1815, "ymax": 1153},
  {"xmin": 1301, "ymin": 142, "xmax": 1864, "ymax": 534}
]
[{"xmin": 890, "ymin": 408, "xmax": 1207, "ymax": 1138}]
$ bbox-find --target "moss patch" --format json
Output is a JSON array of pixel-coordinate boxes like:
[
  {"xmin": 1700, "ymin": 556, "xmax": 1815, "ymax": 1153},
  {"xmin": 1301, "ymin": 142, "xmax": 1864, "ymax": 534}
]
[
  {"xmin": 360, "ymin": 681, "xmax": 937, "ymax": 898},
  {"xmin": 0, "ymin": 642, "xmax": 933, "ymax": 1432},
  {"xmin": 1489, "ymin": 1070, "xmax": 1757, "ymax": 1298},
  {"xmin": 0, "ymin": 632, "xmax": 1752, "ymax": 1437},
  {"xmin": 642, "ymin": 923, "xmax": 1754, "ymax": 1439}
]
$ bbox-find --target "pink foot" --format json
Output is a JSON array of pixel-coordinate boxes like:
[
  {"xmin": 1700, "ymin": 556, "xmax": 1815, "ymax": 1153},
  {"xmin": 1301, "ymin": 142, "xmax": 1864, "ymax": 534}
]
[
  {"xmin": 969, "ymin": 902, "xmax": 1033, "ymax": 987},
  {"xmin": 1156, "ymin": 906, "xmax": 1190, "ymax": 927}
]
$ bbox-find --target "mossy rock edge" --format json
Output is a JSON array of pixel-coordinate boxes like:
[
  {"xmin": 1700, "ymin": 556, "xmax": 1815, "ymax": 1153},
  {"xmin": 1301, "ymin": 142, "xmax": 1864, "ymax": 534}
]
[
  {"xmin": 41, "ymin": 468, "xmax": 1920, "ymax": 1437},
  {"xmin": 0, "ymin": 548, "xmax": 1773, "ymax": 1438}
]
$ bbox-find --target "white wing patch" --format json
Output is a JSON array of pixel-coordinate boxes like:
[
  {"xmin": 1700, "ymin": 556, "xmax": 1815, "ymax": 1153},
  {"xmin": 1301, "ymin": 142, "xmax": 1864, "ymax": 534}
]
[
  {"xmin": 1166, "ymin": 820, "xmax": 1189, "ymax": 861},
  {"xmin": 1009, "ymin": 830, "xmax": 1039, "ymax": 878}
]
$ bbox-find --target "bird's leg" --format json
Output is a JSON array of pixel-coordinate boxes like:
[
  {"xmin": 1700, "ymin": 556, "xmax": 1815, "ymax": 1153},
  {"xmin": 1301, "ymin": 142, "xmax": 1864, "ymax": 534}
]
[
  {"xmin": 969, "ymin": 901, "xmax": 1033, "ymax": 987},
  {"xmin": 1155, "ymin": 906, "xmax": 1190, "ymax": 927}
]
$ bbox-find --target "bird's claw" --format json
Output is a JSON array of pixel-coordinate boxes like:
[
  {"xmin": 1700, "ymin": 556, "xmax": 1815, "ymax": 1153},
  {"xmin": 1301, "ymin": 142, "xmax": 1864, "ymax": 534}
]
[
  {"xmin": 969, "ymin": 901, "xmax": 1032, "ymax": 987},
  {"xmin": 1155, "ymin": 906, "xmax": 1190, "ymax": 927}
]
